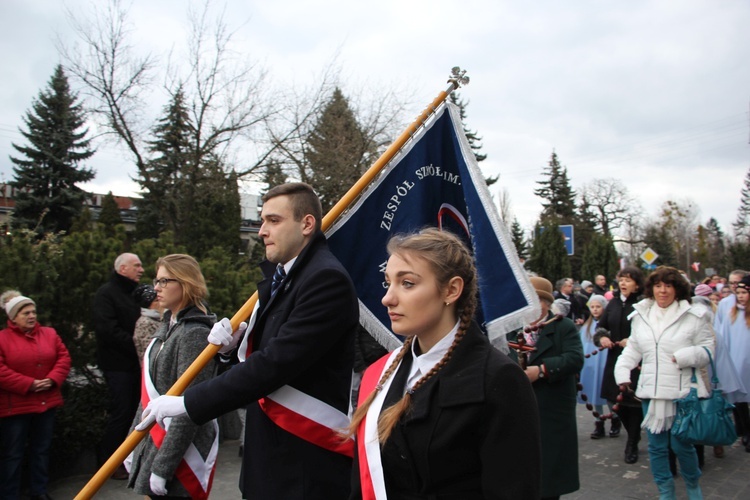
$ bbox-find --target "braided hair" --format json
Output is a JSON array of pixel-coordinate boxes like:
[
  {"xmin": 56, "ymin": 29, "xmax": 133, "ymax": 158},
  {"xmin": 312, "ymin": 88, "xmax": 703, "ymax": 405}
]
[{"xmin": 347, "ymin": 228, "xmax": 478, "ymax": 443}]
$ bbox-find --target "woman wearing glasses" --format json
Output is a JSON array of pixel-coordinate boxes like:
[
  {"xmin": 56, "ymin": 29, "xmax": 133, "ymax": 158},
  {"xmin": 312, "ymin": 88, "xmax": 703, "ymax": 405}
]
[{"xmin": 127, "ymin": 254, "xmax": 219, "ymax": 499}]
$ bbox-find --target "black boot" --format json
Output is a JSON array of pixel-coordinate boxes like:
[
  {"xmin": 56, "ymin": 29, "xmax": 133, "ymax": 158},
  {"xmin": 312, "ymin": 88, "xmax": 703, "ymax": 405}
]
[
  {"xmin": 591, "ymin": 420, "xmax": 605, "ymax": 439},
  {"xmin": 609, "ymin": 416, "xmax": 622, "ymax": 438},
  {"xmin": 624, "ymin": 438, "xmax": 639, "ymax": 464}
]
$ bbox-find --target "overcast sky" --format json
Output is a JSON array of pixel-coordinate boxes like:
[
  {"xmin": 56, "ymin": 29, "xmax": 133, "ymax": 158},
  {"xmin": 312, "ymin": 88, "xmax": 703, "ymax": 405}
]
[{"xmin": 1, "ymin": 0, "xmax": 748, "ymax": 241}]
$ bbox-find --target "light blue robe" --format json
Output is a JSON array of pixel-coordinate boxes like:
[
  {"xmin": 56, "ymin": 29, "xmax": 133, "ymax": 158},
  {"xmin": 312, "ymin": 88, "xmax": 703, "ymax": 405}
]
[
  {"xmin": 577, "ymin": 319, "xmax": 607, "ymax": 406},
  {"xmin": 715, "ymin": 306, "xmax": 750, "ymax": 403}
]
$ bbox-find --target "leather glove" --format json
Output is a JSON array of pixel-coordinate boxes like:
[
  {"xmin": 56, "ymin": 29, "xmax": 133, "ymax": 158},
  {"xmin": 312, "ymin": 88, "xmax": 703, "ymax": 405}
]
[
  {"xmin": 150, "ymin": 473, "xmax": 168, "ymax": 496},
  {"xmin": 207, "ymin": 317, "xmax": 247, "ymax": 354},
  {"xmin": 135, "ymin": 395, "xmax": 187, "ymax": 431}
]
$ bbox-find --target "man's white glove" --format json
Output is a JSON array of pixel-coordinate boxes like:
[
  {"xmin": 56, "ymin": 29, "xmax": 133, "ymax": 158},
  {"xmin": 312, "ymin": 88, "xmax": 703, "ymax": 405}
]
[
  {"xmin": 150, "ymin": 473, "xmax": 168, "ymax": 496},
  {"xmin": 207, "ymin": 317, "xmax": 247, "ymax": 354},
  {"xmin": 135, "ymin": 395, "xmax": 187, "ymax": 431}
]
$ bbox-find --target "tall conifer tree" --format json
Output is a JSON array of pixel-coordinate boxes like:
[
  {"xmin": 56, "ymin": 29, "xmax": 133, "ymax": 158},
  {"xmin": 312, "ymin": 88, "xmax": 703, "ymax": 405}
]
[
  {"xmin": 305, "ymin": 88, "xmax": 377, "ymax": 213},
  {"xmin": 10, "ymin": 65, "xmax": 95, "ymax": 233},
  {"xmin": 733, "ymin": 165, "xmax": 750, "ymax": 238},
  {"xmin": 510, "ymin": 218, "xmax": 528, "ymax": 260}
]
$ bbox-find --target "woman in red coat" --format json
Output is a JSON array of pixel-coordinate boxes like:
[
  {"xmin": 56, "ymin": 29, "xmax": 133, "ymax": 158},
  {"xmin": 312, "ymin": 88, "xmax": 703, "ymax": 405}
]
[{"xmin": 0, "ymin": 291, "xmax": 71, "ymax": 500}]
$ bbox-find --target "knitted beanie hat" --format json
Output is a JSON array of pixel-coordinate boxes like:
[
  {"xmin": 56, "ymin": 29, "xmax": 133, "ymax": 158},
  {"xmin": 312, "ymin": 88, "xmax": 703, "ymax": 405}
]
[{"xmin": 1, "ymin": 290, "xmax": 35, "ymax": 320}]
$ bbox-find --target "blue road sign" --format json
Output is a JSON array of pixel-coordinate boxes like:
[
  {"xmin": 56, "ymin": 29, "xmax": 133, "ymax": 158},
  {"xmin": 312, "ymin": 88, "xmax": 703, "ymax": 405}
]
[{"xmin": 559, "ymin": 225, "xmax": 574, "ymax": 256}]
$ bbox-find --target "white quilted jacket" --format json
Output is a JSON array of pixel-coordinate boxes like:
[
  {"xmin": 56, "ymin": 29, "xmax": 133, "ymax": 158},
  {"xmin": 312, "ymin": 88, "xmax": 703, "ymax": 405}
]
[{"xmin": 614, "ymin": 299, "xmax": 715, "ymax": 400}]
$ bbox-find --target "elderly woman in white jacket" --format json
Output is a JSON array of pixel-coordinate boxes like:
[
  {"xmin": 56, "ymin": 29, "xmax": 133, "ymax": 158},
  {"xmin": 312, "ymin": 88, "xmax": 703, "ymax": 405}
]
[{"xmin": 615, "ymin": 266, "xmax": 714, "ymax": 500}]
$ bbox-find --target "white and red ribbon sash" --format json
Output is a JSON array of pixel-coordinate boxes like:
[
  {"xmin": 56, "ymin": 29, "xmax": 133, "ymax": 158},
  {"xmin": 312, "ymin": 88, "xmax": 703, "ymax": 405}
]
[
  {"xmin": 237, "ymin": 300, "xmax": 260, "ymax": 362},
  {"xmin": 258, "ymin": 384, "xmax": 354, "ymax": 457},
  {"xmin": 357, "ymin": 350, "xmax": 401, "ymax": 500},
  {"xmin": 236, "ymin": 300, "xmax": 352, "ymax": 456},
  {"xmin": 136, "ymin": 339, "xmax": 219, "ymax": 500}
]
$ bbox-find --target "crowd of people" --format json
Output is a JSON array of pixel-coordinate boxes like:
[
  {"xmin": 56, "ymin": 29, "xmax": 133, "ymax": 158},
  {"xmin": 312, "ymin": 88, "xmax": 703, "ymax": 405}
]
[{"xmin": 2, "ymin": 181, "xmax": 749, "ymax": 500}]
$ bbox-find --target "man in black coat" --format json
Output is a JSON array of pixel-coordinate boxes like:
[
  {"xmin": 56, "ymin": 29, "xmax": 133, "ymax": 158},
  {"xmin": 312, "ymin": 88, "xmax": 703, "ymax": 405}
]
[
  {"xmin": 593, "ymin": 274, "xmax": 609, "ymax": 296},
  {"xmin": 93, "ymin": 252, "xmax": 143, "ymax": 478},
  {"xmin": 553, "ymin": 277, "xmax": 590, "ymax": 326},
  {"xmin": 137, "ymin": 183, "xmax": 359, "ymax": 499}
]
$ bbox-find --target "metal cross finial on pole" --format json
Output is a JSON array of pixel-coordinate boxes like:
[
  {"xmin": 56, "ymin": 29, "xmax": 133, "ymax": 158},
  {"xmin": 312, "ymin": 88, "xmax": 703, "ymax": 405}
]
[{"xmin": 449, "ymin": 66, "xmax": 470, "ymax": 88}]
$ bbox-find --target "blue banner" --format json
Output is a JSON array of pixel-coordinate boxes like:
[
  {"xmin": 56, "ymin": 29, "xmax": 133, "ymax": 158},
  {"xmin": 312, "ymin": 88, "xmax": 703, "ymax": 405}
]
[{"xmin": 326, "ymin": 103, "xmax": 538, "ymax": 351}]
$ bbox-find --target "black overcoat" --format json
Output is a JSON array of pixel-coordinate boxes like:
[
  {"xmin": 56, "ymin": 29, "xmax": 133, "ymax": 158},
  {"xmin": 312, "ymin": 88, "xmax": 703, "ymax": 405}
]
[
  {"xmin": 351, "ymin": 323, "xmax": 541, "ymax": 500},
  {"xmin": 184, "ymin": 231, "xmax": 359, "ymax": 499},
  {"xmin": 596, "ymin": 292, "xmax": 641, "ymax": 403}
]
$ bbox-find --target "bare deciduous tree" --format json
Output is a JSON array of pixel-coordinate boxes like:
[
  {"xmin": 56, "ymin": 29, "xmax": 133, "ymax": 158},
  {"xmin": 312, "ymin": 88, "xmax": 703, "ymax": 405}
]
[
  {"xmin": 59, "ymin": 0, "xmax": 156, "ymax": 172},
  {"xmin": 60, "ymin": 0, "xmax": 274, "ymax": 180},
  {"xmin": 579, "ymin": 178, "xmax": 642, "ymax": 239},
  {"xmin": 496, "ymin": 186, "xmax": 513, "ymax": 224}
]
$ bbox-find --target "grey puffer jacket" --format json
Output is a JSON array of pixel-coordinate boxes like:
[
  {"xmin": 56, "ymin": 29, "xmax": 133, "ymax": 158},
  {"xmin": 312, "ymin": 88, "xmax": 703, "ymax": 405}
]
[{"xmin": 127, "ymin": 305, "xmax": 217, "ymax": 497}]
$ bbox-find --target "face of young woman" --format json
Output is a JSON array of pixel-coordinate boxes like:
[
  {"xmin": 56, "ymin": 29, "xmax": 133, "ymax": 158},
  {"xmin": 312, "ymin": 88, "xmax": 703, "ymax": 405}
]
[
  {"xmin": 588, "ymin": 301, "xmax": 604, "ymax": 320},
  {"xmin": 154, "ymin": 268, "xmax": 185, "ymax": 315},
  {"xmin": 618, "ymin": 276, "xmax": 638, "ymax": 298},
  {"xmin": 653, "ymin": 281, "xmax": 677, "ymax": 308},
  {"xmin": 736, "ymin": 288, "xmax": 749, "ymax": 307},
  {"xmin": 381, "ymin": 253, "xmax": 454, "ymax": 341}
]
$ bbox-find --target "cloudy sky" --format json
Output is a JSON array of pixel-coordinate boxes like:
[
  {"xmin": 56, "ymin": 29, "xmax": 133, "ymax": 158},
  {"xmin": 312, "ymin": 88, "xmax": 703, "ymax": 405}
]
[{"xmin": 1, "ymin": 0, "xmax": 748, "ymax": 239}]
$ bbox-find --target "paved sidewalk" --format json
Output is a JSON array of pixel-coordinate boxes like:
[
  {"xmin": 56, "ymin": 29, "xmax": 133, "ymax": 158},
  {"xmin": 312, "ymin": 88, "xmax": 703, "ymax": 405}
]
[
  {"xmin": 572, "ymin": 405, "xmax": 750, "ymax": 499},
  {"xmin": 48, "ymin": 438, "xmax": 242, "ymax": 499},
  {"xmin": 50, "ymin": 405, "xmax": 750, "ymax": 499}
]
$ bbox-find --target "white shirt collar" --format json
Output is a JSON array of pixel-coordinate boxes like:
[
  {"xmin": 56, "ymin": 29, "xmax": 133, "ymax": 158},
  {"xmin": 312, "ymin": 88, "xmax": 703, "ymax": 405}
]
[
  {"xmin": 280, "ymin": 256, "xmax": 297, "ymax": 274},
  {"xmin": 405, "ymin": 320, "xmax": 460, "ymax": 391}
]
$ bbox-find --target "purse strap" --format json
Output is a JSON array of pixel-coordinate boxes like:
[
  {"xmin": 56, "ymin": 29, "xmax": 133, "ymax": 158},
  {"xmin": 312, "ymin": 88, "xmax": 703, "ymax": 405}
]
[{"xmin": 693, "ymin": 346, "xmax": 719, "ymax": 389}]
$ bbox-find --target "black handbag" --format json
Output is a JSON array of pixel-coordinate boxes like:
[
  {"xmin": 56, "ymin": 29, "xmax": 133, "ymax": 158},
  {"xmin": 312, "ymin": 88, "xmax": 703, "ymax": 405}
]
[{"xmin": 671, "ymin": 346, "xmax": 736, "ymax": 446}]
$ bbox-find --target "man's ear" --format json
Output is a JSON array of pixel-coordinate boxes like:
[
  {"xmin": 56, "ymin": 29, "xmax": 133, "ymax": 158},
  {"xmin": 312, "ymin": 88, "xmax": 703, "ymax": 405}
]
[{"xmin": 301, "ymin": 214, "xmax": 316, "ymax": 236}]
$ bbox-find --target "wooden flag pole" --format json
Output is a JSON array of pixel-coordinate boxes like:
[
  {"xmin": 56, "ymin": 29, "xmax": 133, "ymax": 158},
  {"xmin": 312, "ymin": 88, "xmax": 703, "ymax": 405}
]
[{"xmin": 75, "ymin": 67, "xmax": 467, "ymax": 499}]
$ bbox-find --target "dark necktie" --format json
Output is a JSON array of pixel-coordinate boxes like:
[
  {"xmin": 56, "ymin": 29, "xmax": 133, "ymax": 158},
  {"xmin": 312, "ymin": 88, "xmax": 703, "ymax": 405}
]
[{"xmin": 271, "ymin": 264, "xmax": 286, "ymax": 296}]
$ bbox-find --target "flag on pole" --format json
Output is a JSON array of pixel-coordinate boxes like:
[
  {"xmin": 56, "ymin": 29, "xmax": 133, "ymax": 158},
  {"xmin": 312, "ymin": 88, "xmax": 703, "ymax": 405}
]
[{"xmin": 326, "ymin": 102, "xmax": 539, "ymax": 353}]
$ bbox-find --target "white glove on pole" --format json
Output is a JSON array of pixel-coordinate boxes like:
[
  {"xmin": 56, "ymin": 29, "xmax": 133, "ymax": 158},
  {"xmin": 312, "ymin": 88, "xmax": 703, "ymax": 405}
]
[
  {"xmin": 207, "ymin": 317, "xmax": 247, "ymax": 354},
  {"xmin": 150, "ymin": 473, "xmax": 168, "ymax": 496},
  {"xmin": 135, "ymin": 395, "xmax": 187, "ymax": 431}
]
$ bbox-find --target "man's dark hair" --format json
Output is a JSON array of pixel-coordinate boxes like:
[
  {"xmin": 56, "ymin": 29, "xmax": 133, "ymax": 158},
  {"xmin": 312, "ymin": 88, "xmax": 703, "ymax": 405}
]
[{"xmin": 263, "ymin": 182, "xmax": 323, "ymax": 231}]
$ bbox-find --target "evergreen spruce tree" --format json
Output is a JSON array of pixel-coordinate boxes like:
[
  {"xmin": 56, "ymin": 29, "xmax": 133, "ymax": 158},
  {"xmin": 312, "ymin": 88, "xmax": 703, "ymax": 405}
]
[
  {"xmin": 136, "ymin": 88, "xmax": 193, "ymax": 239},
  {"xmin": 305, "ymin": 88, "xmax": 378, "ymax": 213},
  {"xmin": 135, "ymin": 89, "xmax": 241, "ymax": 258},
  {"xmin": 528, "ymin": 223, "xmax": 571, "ymax": 283},
  {"xmin": 534, "ymin": 151, "xmax": 584, "ymax": 276},
  {"xmin": 70, "ymin": 206, "xmax": 94, "ymax": 233},
  {"xmin": 534, "ymin": 151, "xmax": 577, "ymax": 223},
  {"xmin": 733, "ymin": 165, "xmax": 750, "ymax": 238},
  {"xmin": 510, "ymin": 218, "xmax": 528, "ymax": 260},
  {"xmin": 97, "ymin": 191, "xmax": 122, "ymax": 237},
  {"xmin": 705, "ymin": 217, "xmax": 728, "ymax": 276},
  {"xmin": 262, "ymin": 161, "xmax": 288, "ymax": 193},
  {"xmin": 182, "ymin": 159, "xmax": 242, "ymax": 258},
  {"xmin": 581, "ymin": 232, "xmax": 618, "ymax": 282},
  {"xmin": 9, "ymin": 65, "xmax": 95, "ymax": 233},
  {"xmin": 449, "ymin": 91, "xmax": 498, "ymax": 186}
]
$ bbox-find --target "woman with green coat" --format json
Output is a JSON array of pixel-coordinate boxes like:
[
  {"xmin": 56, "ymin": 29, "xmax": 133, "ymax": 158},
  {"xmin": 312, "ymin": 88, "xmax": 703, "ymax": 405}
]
[{"xmin": 524, "ymin": 276, "xmax": 585, "ymax": 500}]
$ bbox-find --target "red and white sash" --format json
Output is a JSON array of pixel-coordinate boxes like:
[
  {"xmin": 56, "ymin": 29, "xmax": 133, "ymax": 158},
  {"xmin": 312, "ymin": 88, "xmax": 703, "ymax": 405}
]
[
  {"xmin": 357, "ymin": 350, "xmax": 401, "ymax": 500},
  {"xmin": 132, "ymin": 339, "xmax": 219, "ymax": 500},
  {"xmin": 237, "ymin": 301, "xmax": 353, "ymax": 457}
]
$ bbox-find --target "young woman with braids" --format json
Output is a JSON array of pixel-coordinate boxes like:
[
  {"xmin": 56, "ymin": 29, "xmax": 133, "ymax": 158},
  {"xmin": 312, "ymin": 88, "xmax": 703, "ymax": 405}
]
[{"xmin": 348, "ymin": 228, "xmax": 540, "ymax": 500}]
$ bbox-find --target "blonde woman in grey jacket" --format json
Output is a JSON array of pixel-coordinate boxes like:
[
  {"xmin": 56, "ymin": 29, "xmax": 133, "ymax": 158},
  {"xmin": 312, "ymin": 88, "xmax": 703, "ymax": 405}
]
[
  {"xmin": 126, "ymin": 255, "xmax": 218, "ymax": 499},
  {"xmin": 615, "ymin": 266, "xmax": 714, "ymax": 500}
]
